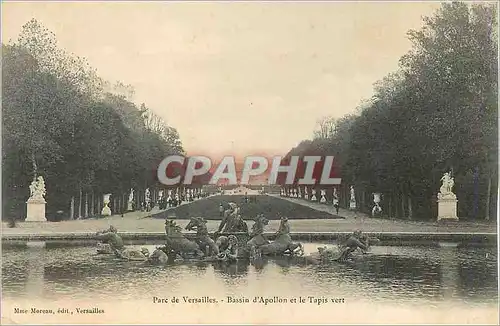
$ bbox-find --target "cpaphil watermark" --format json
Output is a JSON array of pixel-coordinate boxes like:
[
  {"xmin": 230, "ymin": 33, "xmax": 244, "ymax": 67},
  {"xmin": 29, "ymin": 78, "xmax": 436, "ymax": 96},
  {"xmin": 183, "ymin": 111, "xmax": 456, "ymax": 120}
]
[{"xmin": 157, "ymin": 155, "xmax": 341, "ymax": 186}]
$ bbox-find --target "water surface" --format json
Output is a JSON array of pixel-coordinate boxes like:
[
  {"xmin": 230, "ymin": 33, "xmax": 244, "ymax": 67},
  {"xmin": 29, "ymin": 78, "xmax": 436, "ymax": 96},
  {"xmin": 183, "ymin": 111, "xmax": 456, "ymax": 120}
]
[{"xmin": 2, "ymin": 242, "xmax": 497, "ymax": 308}]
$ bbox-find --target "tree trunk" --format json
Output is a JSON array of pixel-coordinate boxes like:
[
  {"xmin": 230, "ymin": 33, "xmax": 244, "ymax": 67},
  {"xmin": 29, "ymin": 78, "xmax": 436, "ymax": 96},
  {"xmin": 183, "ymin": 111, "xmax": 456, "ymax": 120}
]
[
  {"xmin": 395, "ymin": 193, "xmax": 400, "ymax": 219},
  {"xmin": 84, "ymin": 192, "xmax": 89, "ymax": 218},
  {"xmin": 485, "ymin": 176, "xmax": 492, "ymax": 220},
  {"xmin": 91, "ymin": 192, "xmax": 95, "ymax": 216},
  {"xmin": 70, "ymin": 196, "xmax": 75, "ymax": 220},
  {"xmin": 401, "ymin": 193, "xmax": 405, "ymax": 220},
  {"xmin": 407, "ymin": 195, "xmax": 413, "ymax": 220},
  {"xmin": 388, "ymin": 194, "xmax": 393, "ymax": 218},
  {"xmin": 78, "ymin": 188, "xmax": 82, "ymax": 219},
  {"xmin": 361, "ymin": 190, "xmax": 365, "ymax": 212},
  {"xmin": 31, "ymin": 152, "xmax": 38, "ymax": 180}
]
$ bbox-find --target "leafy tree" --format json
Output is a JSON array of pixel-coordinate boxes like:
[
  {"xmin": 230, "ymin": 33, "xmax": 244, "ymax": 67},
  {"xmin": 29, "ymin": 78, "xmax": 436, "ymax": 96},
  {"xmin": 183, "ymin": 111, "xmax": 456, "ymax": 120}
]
[
  {"xmin": 282, "ymin": 2, "xmax": 497, "ymax": 220},
  {"xmin": 2, "ymin": 19, "xmax": 185, "ymax": 220}
]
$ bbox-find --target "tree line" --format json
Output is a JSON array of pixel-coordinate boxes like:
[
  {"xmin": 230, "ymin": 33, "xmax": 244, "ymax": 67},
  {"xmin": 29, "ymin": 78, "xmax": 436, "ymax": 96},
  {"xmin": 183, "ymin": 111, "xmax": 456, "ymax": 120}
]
[
  {"xmin": 281, "ymin": 2, "xmax": 498, "ymax": 221},
  {"xmin": 2, "ymin": 19, "xmax": 186, "ymax": 220}
]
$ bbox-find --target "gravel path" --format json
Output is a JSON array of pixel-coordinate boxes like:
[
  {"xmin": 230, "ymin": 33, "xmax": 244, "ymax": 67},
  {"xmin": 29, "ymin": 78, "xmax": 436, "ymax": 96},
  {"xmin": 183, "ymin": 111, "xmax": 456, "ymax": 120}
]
[{"xmin": 2, "ymin": 196, "xmax": 496, "ymax": 235}]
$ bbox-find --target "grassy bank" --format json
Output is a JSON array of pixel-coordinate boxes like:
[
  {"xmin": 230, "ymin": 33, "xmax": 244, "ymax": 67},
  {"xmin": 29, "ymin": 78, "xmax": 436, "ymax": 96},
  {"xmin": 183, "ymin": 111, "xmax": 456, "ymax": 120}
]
[{"xmin": 151, "ymin": 195, "xmax": 342, "ymax": 220}]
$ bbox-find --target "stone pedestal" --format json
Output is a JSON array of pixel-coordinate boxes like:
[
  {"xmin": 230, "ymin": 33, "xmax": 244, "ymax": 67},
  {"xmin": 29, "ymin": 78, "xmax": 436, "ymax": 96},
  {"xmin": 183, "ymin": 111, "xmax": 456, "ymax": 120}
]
[
  {"xmin": 101, "ymin": 205, "xmax": 111, "ymax": 216},
  {"xmin": 437, "ymin": 197, "xmax": 459, "ymax": 221},
  {"xmin": 349, "ymin": 200, "xmax": 356, "ymax": 210},
  {"xmin": 127, "ymin": 201, "xmax": 133, "ymax": 211},
  {"xmin": 102, "ymin": 194, "xmax": 112, "ymax": 216},
  {"xmin": 26, "ymin": 198, "xmax": 47, "ymax": 222}
]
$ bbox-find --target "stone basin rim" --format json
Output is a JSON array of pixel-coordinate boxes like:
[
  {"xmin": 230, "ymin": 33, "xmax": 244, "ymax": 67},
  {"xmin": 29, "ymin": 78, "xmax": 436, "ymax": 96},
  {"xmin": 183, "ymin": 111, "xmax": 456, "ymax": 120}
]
[
  {"xmin": 1, "ymin": 231, "xmax": 497, "ymax": 235},
  {"xmin": 2, "ymin": 231, "xmax": 497, "ymax": 243}
]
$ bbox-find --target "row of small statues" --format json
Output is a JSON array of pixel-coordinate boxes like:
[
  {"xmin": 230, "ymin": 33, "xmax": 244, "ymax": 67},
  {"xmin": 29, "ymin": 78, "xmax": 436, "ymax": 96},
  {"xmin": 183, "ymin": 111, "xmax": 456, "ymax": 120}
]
[
  {"xmin": 281, "ymin": 172, "xmax": 455, "ymax": 201},
  {"xmin": 27, "ymin": 172, "xmax": 454, "ymax": 205},
  {"xmin": 279, "ymin": 187, "xmax": 350, "ymax": 203},
  {"xmin": 127, "ymin": 188, "xmax": 205, "ymax": 204},
  {"xmin": 279, "ymin": 171, "xmax": 455, "ymax": 217}
]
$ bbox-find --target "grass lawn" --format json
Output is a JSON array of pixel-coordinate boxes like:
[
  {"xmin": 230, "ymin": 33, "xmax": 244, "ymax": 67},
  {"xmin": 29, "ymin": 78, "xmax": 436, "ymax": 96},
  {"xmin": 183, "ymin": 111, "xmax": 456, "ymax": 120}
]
[{"xmin": 151, "ymin": 195, "xmax": 342, "ymax": 220}]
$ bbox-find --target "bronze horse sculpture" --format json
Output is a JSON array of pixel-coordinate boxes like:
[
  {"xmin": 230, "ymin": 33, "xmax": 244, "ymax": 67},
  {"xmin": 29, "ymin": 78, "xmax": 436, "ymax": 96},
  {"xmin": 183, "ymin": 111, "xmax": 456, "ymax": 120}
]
[
  {"xmin": 185, "ymin": 216, "xmax": 220, "ymax": 256},
  {"xmin": 244, "ymin": 214, "xmax": 271, "ymax": 258},
  {"xmin": 216, "ymin": 213, "xmax": 304, "ymax": 260},
  {"xmin": 254, "ymin": 216, "xmax": 304, "ymax": 257},
  {"xmin": 164, "ymin": 220, "xmax": 205, "ymax": 259}
]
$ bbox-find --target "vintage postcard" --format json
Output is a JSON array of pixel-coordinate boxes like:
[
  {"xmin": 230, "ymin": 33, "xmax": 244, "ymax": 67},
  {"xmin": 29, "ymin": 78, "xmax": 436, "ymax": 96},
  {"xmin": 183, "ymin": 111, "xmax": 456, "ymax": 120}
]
[{"xmin": 1, "ymin": 1, "xmax": 498, "ymax": 324}]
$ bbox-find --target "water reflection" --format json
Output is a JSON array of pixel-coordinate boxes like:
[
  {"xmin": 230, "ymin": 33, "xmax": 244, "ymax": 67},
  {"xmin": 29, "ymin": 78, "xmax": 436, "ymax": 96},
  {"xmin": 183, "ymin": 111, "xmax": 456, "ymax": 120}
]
[
  {"xmin": 213, "ymin": 260, "xmax": 249, "ymax": 277},
  {"xmin": 457, "ymin": 247, "xmax": 498, "ymax": 302},
  {"xmin": 1, "ymin": 243, "xmax": 497, "ymax": 306},
  {"xmin": 438, "ymin": 246, "xmax": 460, "ymax": 301}
]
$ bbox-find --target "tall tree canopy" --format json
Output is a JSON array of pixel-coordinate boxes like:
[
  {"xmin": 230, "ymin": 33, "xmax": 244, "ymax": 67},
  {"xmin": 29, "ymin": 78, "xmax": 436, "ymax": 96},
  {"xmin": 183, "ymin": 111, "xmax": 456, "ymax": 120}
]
[
  {"xmin": 282, "ymin": 2, "xmax": 498, "ymax": 220},
  {"xmin": 2, "ymin": 19, "xmax": 185, "ymax": 220}
]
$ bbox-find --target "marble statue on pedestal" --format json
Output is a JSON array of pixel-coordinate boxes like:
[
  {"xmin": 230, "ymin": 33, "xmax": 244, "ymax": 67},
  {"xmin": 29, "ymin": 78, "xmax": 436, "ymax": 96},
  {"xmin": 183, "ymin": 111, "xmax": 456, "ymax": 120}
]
[
  {"xmin": 304, "ymin": 187, "xmax": 309, "ymax": 200},
  {"xmin": 372, "ymin": 193, "xmax": 382, "ymax": 217},
  {"xmin": 320, "ymin": 190, "xmax": 327, "ymax": 203},
  {"xmin": 29, "ymin": 176, "xmax": 46, "ymax": 200},
  {"xmin": 333, "ymin": 187, "xmax": 339, "ymax": 213},
  {"xmin": 333, "ymin": 187, "xmax": 338, "ymax": 201},
  {"xmin": 349, "ymin": 185, "xmax": 356, "ymax": 210},
  {"xmin": 438, "ymin": 172, "xmax": 456, "ymax": 199},
  {"xmin": 437, "ymin": 172, "xmax": 458, "ymax": 221},
  {"xmin": 101, "ymin": 194, "xmax": 112, "ymax": 216},
  {"xmin": 26, "ymin": 176, "xmax": 48, "ymax": 222},
  {"xmin": 298, "ymin": 187, "xmax": 302, "ymax": 198}
]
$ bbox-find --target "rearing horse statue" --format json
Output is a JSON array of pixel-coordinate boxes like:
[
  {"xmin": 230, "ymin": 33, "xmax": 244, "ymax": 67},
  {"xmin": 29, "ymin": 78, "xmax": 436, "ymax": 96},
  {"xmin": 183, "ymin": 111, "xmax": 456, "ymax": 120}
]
[
  {"xmin": 185, "ymin": 216, "xmax": 219, "ymax": 257},
  {"xmin": 164, "ymin": 219, "xmax": 204, "ymax": 259},
  {"xmin": 246, "ymin": 214, "xmax": 271, "ymax": 258},
  {"xmin": 258, "ymin": 216, "xmax": 304, "ymax": 257}
]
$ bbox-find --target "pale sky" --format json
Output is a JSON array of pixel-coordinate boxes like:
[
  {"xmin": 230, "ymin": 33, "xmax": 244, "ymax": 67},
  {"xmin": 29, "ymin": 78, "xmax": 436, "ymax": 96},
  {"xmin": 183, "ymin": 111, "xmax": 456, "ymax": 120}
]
[{"xmin": 2, "ymin": 1, "xmax": 440, "ymax": 158}]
